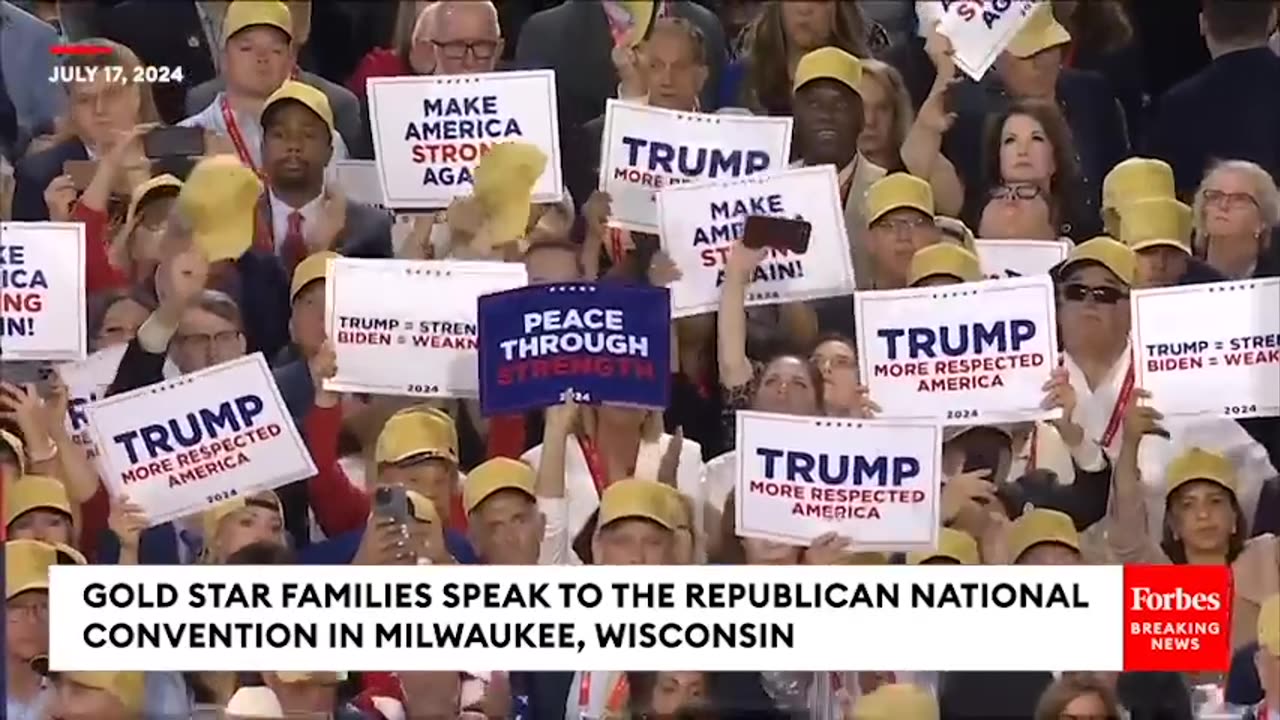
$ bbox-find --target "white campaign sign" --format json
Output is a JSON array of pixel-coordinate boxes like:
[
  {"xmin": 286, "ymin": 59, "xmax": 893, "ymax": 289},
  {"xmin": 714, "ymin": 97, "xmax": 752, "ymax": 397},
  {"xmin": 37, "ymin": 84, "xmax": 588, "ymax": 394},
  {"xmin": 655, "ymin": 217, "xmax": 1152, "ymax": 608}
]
[
  {"xmin": 0, "ymin": 222, "xmax": 86, "ymax": 361},
  {"xmin": 975, "ymin": 239, "xmax": 1069, "ymax": 279},
  {"xmin": 734, "ymin": 411, "xmax": 942, "ymax": 551},
  {"xmin": 599, "ymin": 100, "xmax": 793, "ymax": 233},
  {"xmin": 85, "ymin": 354, "xmax": 316, "ymax": 525},
  {"xmin": 939, "ymin": 0, "xmax": 1038, "ymax": 80},
  {"xmin": 57, "ymin": 345, "xmax": 179, "ymax": 462},
  {"xmin": 368, "ymin": 71, "xmax": 563, "ymax": 209},
  {"xmin": 334, "ymin": 160, "xmax": 387, "ymax": 208},
  {"xmin": 325, "ymin": 258, "xmax": 527, "ymax": 398},
  {"xmin": 1132, "ymin": 278, "xmax": 1280, "ymax": 420},
  {"xmin": 855, "ymin": 275, "xmax": 1060, "ymax": 424},
  {"xmin": 657, "ymin": 166, "xmax": 855, "ymax": 317}
]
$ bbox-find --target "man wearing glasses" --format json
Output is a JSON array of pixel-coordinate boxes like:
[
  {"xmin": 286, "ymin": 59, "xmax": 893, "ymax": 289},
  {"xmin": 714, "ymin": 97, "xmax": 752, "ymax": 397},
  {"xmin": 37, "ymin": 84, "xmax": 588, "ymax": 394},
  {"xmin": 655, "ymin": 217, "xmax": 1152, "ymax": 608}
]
[{"xmin": 432, "ymin": 1, "xmax": 504, "ymax": 76}]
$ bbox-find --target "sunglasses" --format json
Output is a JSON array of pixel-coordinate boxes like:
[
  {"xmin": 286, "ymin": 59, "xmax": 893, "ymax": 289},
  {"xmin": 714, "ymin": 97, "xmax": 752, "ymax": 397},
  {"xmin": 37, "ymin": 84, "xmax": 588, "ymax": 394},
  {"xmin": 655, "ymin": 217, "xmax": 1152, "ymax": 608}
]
[{"xmin": 1062, "ymin": 283, "xmax": 1128, "ymax": 305}]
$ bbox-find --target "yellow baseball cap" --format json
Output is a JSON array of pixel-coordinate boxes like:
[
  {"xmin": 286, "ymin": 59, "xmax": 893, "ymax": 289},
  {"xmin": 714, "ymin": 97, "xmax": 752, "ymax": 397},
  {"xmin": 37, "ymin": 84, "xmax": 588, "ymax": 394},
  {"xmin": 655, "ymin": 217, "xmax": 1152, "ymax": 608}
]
[
  {"xmin": 122, "ymin": 173, "xmax": 182, "ymax": 239},
  {"xmin": 598, "ymin": 478, "xmax": 679, "ymax": 531},
  {"xmin": 463, "ymin": 457, "xmax": 537, "ymax": 514},
  {"xmin": 1102, "ymin": 157, "xmax": 1175, "ymax": 213},
  {"xmin": 1056, "ymin": 236, "xmax": 1136, "ymax": 286},
  {"xmin": 223, "ymin": 0, "xmax": 292, "ymax": 44},
  {"xmin": 5, "ymin": 475, "xmax": 73, "ymax": 528},
  {"xmin": 907, "ymin": 243, "xmax": 982, "ymax": 287},
  {"xmin": 907, "ymin": 527, "xmax": 980, "ymax": 565},
  {"xmin": 1004, "ymin": 4, "xmax": 1071, "ymax": 59},
  {"xmin": 1165, "ymin": 447, "xmax": 1237, "ymax": 498},
  {"xmin": 262, "ymin": 80, "xmax": 335, "ymax": 133},
  {"xmin": 1008, "ymin": 508, "xmax": 1080, "ymax": 563},
  {"xmin": 5, "ymin": 539, "xmax": 87, "ymax": 599},
  {"xmin": 1259, "ymin": 594, "xmax": 1280, "ymax": 656},
  {"xmin": 1, "ymin": 428, "xmax": 26, "ymax": 475},
  {"xmin": 375, "ymin": 408, "xmax": 459, "ymax": 465},
  {"xmin": 54, "ymin": 672, "xmax": 146, "ymax": 714},
  {"xmin": 473, "ymin": 142, "xmax": 547, "ymax": 248},
  {"xmin": 200, "ymin": 491, "xmax": 282, "ymax": 542},
  {"xmin": 793, "ymin": 46, "xmax": 863, "ymax": 96},
  {"xmin": 406, "ymin": 489, "xmax": 439, "ymax": 523},
  {"xmin": 1119, "ymin": 197, "xmax": 1192, "ymax": 254},
  {"xmin": 853, "ymin": 683, "xmax": 938, "ymax": 720},
  {"xmin": 177, "ymin": 155, "xmax": 264, "ymax": 262},
  {"xmin": 866, "ymin": 173, "xmax": 934, "ymax": 225},
  {"xmin": 935, "ymin": 215, "xmax": 978, "ymax": 254},
  {"xmin": 290, "ymin": 250, "xmax": 338, "ymax": 301}
]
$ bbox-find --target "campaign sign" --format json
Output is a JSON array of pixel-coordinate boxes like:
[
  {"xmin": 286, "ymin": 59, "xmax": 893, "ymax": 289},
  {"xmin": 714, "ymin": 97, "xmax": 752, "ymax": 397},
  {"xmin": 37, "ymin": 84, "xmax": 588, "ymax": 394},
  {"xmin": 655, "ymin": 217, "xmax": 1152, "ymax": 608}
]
[
  {"xmin": 325, "ymin": 258, "xmax": 528, "ymax": 398},
  {"xmin": 938, "ymin": 0, "xmax": 1038, "ymax": 80},
  {"xmin": 0, "ymin": 222, "xmax": 86, "ymax": 361},
  {"xmin": 656, "ymin": 166, "xmax": 856, "ymax": 317},
  {"xmin": 367, "ymin": 71, "xmax": 563, "ymax": 209},
  {"xmin": 333, "ymin": 160, "xmax": 387, "ymax": 209},
  {"xmin": 975, "ymin": 239, "xmax": 1070, "ymax": 280},
  {"xmin": 1132, "ymin": 278, "xmax": 1280, "ymax": 420},
  {"xmin": 734, "ymin": 411, "xmax": 941, "ymax": 550},
  {"xmin": 855, "ymin": 275, "xmax": 1060, "ymax": 424},
  {"xmin": 56, "ymin": 345, "xmax": 179, "ymax": 462},
  {"xmin": 599, "ymin": 100, "xmax": 793, "ymax": 233},
  {"xmin": 478, "ymin": 283, "xmax": 670, "ymax": 416},
  {"xmin": 85, "ymin": 354, "xmax": 316, "ymax": 525}
]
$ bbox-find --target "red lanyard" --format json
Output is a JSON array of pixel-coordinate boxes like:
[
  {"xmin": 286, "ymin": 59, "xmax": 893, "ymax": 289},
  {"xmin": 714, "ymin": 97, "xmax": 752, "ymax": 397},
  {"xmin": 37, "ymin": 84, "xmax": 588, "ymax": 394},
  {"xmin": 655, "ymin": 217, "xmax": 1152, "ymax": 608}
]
[
  {"xmin": 578, "ymin": 672, "xmax": 629, "ymax": 716},
  {"xmin": 1099, "ymin": 360, "xmax": 1136, "ymax": 449},
  {"xmin": 1026, "ymin": 424, "xmax": 1039, "ymax": 470},
  {"xmin": 578, "ymin": 435, "xmax": 608, "ymax": 494},
  {"xmin": 220, "ymin": 96, "xmax": 261, "ymax": 177}
]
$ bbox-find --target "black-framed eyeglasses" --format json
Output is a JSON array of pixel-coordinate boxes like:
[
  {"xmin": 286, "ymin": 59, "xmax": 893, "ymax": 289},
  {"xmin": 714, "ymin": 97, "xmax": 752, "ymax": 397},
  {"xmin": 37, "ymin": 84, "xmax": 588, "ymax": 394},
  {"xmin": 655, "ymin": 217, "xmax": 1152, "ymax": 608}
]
[
  {"xmin": 1062, "ymin": 283, "xmax": 1128, "ymax": 305},
  {"xmin": 989, "ymin": 183, "xmax": 1044, "ymax": 201},
  {"xmin": 1201, "ymin": 189, "xmax": 1258, "ymax": 209},
  {"xmin": 432, "ymin": 40, "xmax": 498, "ymax": 61},
  {"xmin": 175, "ymin": 330, "xmax": 242, "ymax": 352}
]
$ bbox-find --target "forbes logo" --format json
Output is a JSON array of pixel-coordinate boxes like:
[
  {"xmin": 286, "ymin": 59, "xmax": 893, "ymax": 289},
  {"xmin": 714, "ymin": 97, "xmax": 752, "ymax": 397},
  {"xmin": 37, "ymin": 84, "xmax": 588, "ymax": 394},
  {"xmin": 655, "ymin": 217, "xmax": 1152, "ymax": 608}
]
[
  {"xmin": 1128, "ymin": 587, "xmax": 1224, "ymax": 612},
  {"xmin": 1122, "ymin": 565, "xmax": 1232, "ymax": 674}
]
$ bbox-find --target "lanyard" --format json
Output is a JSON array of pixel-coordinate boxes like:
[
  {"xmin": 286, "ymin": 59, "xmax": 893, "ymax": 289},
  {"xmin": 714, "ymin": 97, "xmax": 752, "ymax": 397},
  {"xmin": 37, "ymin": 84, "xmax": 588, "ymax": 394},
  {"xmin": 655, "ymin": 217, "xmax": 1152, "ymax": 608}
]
[
  {"xmin": 578, "ymin": 435, "xmax": 609, "ymax": 494},
  {"xmin": 1026, "ymin": 423, "xmax": 1038, "ymax": 471},
  {"xmin": 219, "ymin": 96, "xmax": 260, "ymax": 177},
  {"xmin": 1099, "ymin": 360, "xmax": 1136, "ymax": 449},
  {"xmin": 578, "ymin": 672, "xmax": 629, "ymax": 717}
]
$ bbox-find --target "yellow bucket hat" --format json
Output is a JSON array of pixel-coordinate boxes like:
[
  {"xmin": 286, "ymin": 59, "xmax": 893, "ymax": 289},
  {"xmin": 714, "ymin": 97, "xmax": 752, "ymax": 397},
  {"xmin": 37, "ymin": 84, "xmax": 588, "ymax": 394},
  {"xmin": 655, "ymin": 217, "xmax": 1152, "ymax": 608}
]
[
  {"xmin": 1102, "ymin": 157, "xmax": 1175, "ymax": 214},
  {"xmin": 289, "ymin": 250, "xmax": 338, "ymax": 301},
  {"xmin": 375, "ymin": 408, "xmax": 459, "ymax": 465},
  {"xmin": 853, "ymin": 683, "xmax": 938, "ymax": 720},
  {"xmin": 1119, "ymin": 197, "xmax": 1193, "ymax": 254},
  {"xmin": 200, "ymin": 491, "xmax": 282, "ymax": 542},
  {"xmin": 1004, "ymin": 4, "xmax": 1071, "ymax": 59},
  {"xmin": 177, "ymin": 155, "xmax": 264, "ymax": 262},
  {"xmin": 5, "ymin": 539, "xmax": 87, "ymax": 599},
  {"xmin": 473, "ymin": 141, "xmax": 547, "ymax": 248},
  {"xmin": 4, "ymin": 475, "xmax": 73, "ymax": 528}
]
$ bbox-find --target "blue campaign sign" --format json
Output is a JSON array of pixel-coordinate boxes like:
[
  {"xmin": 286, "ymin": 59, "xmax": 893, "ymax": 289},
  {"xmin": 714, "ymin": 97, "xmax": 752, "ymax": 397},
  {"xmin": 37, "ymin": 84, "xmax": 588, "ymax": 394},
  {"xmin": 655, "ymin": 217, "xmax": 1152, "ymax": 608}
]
[{"xmin": 478, "ymin": 283, "xmax": 671, "ymax": 416}]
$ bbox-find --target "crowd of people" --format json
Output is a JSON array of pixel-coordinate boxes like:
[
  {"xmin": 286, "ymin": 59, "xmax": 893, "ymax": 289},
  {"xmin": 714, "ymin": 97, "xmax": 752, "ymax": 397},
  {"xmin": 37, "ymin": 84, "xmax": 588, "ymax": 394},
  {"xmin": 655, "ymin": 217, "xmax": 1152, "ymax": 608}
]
[{"xmin": 2, "ymin": 0, "xmax": 1280, "ymax": 718}]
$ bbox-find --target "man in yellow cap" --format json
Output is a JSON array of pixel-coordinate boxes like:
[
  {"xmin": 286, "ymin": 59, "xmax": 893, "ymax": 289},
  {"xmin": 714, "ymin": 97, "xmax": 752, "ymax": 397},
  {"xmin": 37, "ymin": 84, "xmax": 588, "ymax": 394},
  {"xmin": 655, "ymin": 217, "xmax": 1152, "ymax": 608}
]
[
  {"xmin": 257, "ymin": 80, "xmax": 390, "ymax": 273},
  {"xmin": 1120, "ymin": 196, "xmax": 1228, "ymax": 288},
  {"xmin": 272, "ymin": 250, "xmax": 338, "ymax": 426},
  {"xmin": 865, "ymin": 172, "xmax": 942, "ymax": 289},
  {"xmin": 180, "ymin": 0, "xmax": 349, "ymax": 173},
  {"xmin": 118, "ymin": 174, "xmax": 184, "ymax": 286},
  {"xmin": 790, "ymin": 46, "xmax": 888, "ymax": 287},
  {"xmin": 5, "ymin": 474, "xmax": 74, "ymax": 545},
  {"xmin": 1007, "ymin": 507, "xmax": 1081, "ymax": 564},
  {"xmin": 1054, "ymin": 237, "xmax": 1138, "ymax": 457},
  {"xmin": 5, "ymin": 539, "xmax": 87, "ymax": 719},
  {"xmin": 463, "ymin": 457, "xmax": 548, "ymax": 565},
  {"xmin": 300, "ymin": 407, "xmax": 479, "ymax": 564}
]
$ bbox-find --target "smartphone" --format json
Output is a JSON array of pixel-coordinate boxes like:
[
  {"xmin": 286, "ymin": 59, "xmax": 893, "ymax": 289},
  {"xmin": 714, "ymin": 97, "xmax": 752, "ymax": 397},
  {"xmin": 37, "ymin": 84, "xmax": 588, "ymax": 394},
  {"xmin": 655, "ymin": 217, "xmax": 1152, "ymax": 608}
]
[
  {"xmin": 144, "ymin": 126, "xmax": 205, "ymax": 159},
  {"xmin": 63, "ymin": 160, "xmax": 97, "ymax": 191},
  {"xmin": 742, "ymin": 215, "xmax": 812, "ymax": 253},
  {"xmin": 373, "ymin": 485, "xmax": 410, "ymax": 525}
]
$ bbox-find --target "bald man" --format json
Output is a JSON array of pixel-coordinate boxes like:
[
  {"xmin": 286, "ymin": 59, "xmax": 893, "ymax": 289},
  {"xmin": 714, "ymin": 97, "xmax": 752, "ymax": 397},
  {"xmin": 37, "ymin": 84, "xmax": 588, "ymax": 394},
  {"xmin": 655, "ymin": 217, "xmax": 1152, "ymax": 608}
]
[{"xmin": 432, "ymin": 0, "xmax": 503, "ymax": 75}]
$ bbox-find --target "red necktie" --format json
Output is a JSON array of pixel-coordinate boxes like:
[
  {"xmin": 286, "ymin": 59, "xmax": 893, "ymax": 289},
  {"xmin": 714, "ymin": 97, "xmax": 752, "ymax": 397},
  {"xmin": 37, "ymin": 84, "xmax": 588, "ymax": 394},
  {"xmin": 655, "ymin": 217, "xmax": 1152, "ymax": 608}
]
[{"xmin": 282, "ymin": 211, "xmax": 307, "ymax": 274}]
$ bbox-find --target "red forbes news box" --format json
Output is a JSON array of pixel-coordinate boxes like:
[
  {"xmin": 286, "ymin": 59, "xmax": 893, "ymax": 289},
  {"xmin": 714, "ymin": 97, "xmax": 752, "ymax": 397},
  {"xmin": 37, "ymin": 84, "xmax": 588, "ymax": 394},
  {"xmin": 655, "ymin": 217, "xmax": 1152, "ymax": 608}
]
[{"xmin": 1123, "ymin": 565, "xmax": 1233, "ymax": 672}]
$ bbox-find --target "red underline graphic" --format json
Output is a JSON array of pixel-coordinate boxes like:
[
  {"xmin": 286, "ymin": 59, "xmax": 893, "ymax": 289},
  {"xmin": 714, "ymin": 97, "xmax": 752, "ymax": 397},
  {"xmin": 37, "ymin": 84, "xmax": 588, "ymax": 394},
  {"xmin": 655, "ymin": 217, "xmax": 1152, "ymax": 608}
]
[{"xmin": 50, "ymin": 45, "xmax": 112, "ymax": 56}]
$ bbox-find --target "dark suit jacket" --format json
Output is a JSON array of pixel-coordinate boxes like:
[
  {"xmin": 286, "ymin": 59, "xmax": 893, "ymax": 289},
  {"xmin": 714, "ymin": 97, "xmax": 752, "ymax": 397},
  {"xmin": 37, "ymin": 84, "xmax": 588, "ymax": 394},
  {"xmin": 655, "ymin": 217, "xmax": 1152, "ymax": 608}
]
[
  {"xmin": 1144, "ymin": 48, "xmax": 1280, "ymax": 195},
  {"xmin": 97, "ymin": 0, "xmax": 217, "ymax": 124},
  {"xmin": 186, "ymin": 71, "xmax": 370, "ymax": 160},
  {"xmin": 516, "ymin": 1, "xmax": 726, "ymax": 210},
  {"xmin": 254, "ymin": 194, "xmax": 393, "ymax": 261},
  {"xmin": 11, "ymin": 137, "xmax": 87, "ymax": 221}
]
